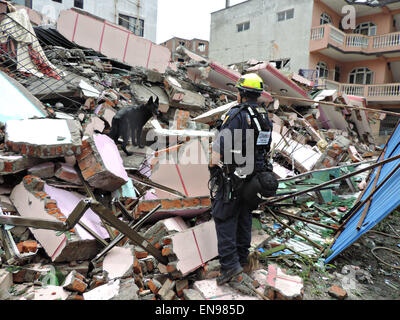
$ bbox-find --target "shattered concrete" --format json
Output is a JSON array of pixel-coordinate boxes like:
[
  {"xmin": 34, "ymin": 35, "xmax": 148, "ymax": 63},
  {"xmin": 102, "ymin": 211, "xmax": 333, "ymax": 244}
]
[{"xmin": 0, "ymin": 2, "xmax": 398, "ymax": 302}]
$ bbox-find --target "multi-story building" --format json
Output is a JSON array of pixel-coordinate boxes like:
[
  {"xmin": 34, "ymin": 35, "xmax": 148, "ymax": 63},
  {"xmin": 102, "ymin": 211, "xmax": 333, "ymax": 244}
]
[
  {"xmin": 309, "ymin": 0, "xmax": 400, "ymax": 117},
  {"xmin": 12, "ymin": 0, "xmax": 158, "ymax": 43},
  {"xmin": 161, "ymin": 37, "xmax": 209, "ymax": 61},
  {"xmin": 210, "ymin": 0, "xmax": 400, "ymax": 123},
  {"xmin": 210, "ymin": 0, "xmax": 314, "ymax": 73}
]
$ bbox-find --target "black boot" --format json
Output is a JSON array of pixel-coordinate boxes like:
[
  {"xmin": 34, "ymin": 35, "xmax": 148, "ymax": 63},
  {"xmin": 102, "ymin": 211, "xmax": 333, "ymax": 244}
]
[{"xmin": 216, "ymin": 265, "xmax": 243, "ymax": 286}]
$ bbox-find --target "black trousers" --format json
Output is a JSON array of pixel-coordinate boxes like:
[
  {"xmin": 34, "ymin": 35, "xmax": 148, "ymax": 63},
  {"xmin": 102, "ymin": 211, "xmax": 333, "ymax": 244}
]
[{"xmin": 211, "ymin": 190, "xmax": 254, "ymax": 271}]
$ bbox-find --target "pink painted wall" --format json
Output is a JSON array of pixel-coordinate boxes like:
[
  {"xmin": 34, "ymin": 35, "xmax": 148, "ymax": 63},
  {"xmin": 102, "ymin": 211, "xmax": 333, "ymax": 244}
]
[
  {"xmin": 309, "ymin": 52, "xmax": 344, "ymax": 81},
  {"xmin": 312, "ymin": 0, "xmax": 395, "ymax": 35},
  {"xmin": 312, "ymin": 0, "xmax": 343, "ymax": 28},
  {"xmin": 309, "ymin": 53, "xmax": 392, "ymax": 84},
  {"xmin": 57, "ymin": 9, "xmax": 172, "ymax": 73},
  {"xmin": 340, "ymin": 59, "xmax": 391, "ymax": 84},
  {"xmin": 355, "ymin": 13, "xmax": 394, "ymax": 35}
]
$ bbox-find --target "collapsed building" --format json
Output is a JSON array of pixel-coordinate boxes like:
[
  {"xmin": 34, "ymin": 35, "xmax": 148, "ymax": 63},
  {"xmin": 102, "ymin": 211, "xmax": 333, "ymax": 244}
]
[{"xmin": 0, "ymin": 1, "xmax": 399, "ymax": 301}]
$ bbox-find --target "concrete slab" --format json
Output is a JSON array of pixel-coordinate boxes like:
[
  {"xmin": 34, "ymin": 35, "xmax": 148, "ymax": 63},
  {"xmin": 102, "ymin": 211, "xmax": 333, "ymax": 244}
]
[
  {"xmin": 193, "ymin": 279, "xmax": 259, "ymax": 300},
  {"xmin": 193, "ymin": 101, "xmax": 237, "ymax": 125},
  {"xmin": 57, "ymin": 9, "xmax": 171, "ymax": 73},
  {"xmin": 82, "ymin": 115, "xmax": 106, "ymax": 137},
  {"xmin": 28, "ymin": 162, "xmax": 55, "ymax": 179},
  {"xmin": 5, "ymin": 119, "xmax": 82, "ymax": 159},
  {"xmin": 264, "ymin": 264, "xmax": 304, "ymax": 300},
  {"xmin": 131, "ymin": 83, "xmax": 170, "ymax": 114},
  {"xmin": 0, "ymin": 269, "xmax": 13, "ymax": 299},
  {"xmin": 150, "ymin": 139, "xmax": 210, "ymax": 199},
  {"xmin": 134, "ymin": 197, "xmax": 211, "ymax": 222},
  {"xmin": 83, "ymin": 279, "xmax": 120, "ymax": 300},
  {"xmin": 33, "ymin": 285, "xmax": 71, "ymax": 300},
  {"xmin": 164, "ymin": 76, "xmax": 206, "ymax": 111},
  {"xmin": 272, "ymin": 131, "xmax": 321, "ymax": 172},
  {"xmin": 0, "ymin": 71, "xmax": 47, "ymax": 124},
  {"xmin": 103, "ymin": 247, "xmax": 134, "ymax": 280},
  {"xmin": 247, "ymin": 62, "xmax": 311, "ymax": 106},
  {"xmin": 83, "ymin": 279, "xmax": 139, "ymax": 300},
  {"xmin": 164, "ymin": 220, "xmax": 218, "ymax": 277},
  {"xmin": 10, "ymin": 176, "xmax": 108, "ymax": 262},
  {"xmin": 0, "ymin": 154, "xmax": 42, "ymax": 175},
  {"xmin": 76, "ymin": 134, "xmax": 129, "ymax": 192}
]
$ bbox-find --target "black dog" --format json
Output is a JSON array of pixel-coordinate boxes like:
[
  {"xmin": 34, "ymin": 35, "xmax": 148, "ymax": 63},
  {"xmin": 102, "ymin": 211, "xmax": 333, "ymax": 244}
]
[{"xmin": 109, "ymin": 96, "xmax": 160, "ymax": 156}]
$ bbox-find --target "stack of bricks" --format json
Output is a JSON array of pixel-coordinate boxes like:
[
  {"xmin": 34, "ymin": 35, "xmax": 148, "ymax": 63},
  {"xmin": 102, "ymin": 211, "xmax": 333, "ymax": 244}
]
[
  {"xmin": 22, "ymin": 175, "xmax": 75, "ymax": 233},
  {"xmin": 133, "ymin": 196, "xmax": 211, "ymax": 220},
  {"xmin": 75, "ymin": 134, "xmax": 128, "ymax": 192}
]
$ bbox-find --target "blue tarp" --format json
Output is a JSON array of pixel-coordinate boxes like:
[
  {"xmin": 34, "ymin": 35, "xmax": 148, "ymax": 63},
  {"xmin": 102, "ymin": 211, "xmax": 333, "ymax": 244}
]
[{"xmin": 325, "ymin": 123, "xmax": 400, "ymax": 263}]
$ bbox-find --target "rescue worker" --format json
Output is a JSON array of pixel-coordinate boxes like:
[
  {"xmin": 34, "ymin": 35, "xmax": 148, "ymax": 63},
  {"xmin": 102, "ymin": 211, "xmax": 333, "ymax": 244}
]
[{"xmin": 208, "ymin": 73, "xmax": 277, "ymax": 286}]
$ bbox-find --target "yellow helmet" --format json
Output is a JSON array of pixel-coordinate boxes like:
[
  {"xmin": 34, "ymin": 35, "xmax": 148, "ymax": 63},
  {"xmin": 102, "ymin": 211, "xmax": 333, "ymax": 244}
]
[{"xmin": 235, "ymin": 73, "xmax": 264, "ymax": 93}]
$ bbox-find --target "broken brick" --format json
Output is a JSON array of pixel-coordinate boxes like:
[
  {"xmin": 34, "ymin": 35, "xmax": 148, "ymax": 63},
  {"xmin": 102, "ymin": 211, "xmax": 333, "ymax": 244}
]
[
  {"xmin": 147, "ymin": 279, "xmax": 162, "ymax": 295},
  {"xmin": 328, "ymin": 285, "xmax": 348, "ymax": 300},
  {"xmin": 76, "ymin": 134, "xmax": 128, "ymax": 192},
  {"xmin": 63, "ymin": 271, "xmax": 88, "ymax": 293}
]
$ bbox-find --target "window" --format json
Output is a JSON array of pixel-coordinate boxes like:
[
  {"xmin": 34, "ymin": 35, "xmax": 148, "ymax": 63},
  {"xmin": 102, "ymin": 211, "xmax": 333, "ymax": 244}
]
[
  {"xmin": 317, "ymin": 62, "xmax": 329, "ymax": 79},
  {"xmin": 179, "ymin": 41, "xmax": 185, "ymax": 46},
  {"xmin": 355, "ymin": 22, "xmax": 376, "ymax": 36},
  {"xmin": 74, "ymin": 0, "xmax": 83, "ymax": 9},
  {"xmin": 198, "ymin": 43, "xmax": 206, "ymax": 52},
  {"xmin": 277, "ymin": 9, "xmax": 294, "ymax": 22},
  {"xmin": 349, "ymin": 67, "xmax": 373, "ymax": 85},
  {"xmin": 334, "ymin": 66, "xmax": 341, "ymax": 82},
  {"xmin": 119, "ymin": 14, "xmax": 144, "ymax": 37},
  {"xmin": 237, "ymin": 21, "xmax": 250, "ymax": 32},
  {"xmin": 320, "ymin": 13, "xmax": 332, "ymax": 25}
]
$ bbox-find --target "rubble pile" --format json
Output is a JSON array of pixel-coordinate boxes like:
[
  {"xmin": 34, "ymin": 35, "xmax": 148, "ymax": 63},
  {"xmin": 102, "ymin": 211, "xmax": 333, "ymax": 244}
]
[{"xmin": 0, "ymin": 3, "xmax": 399, "ymax": 301}]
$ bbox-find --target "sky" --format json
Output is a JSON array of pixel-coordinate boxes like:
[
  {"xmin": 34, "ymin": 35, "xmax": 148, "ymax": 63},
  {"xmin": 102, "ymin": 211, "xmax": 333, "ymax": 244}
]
[{"xmin": 156, "ymin": 0, "xmax": 247, "ymax": 44}]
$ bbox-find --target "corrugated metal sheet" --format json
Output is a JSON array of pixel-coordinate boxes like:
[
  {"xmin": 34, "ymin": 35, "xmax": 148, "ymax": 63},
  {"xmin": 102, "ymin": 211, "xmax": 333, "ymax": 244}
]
[{"xmin": 325, "ymin": 122, "xmax": 400, "ymax": 263}]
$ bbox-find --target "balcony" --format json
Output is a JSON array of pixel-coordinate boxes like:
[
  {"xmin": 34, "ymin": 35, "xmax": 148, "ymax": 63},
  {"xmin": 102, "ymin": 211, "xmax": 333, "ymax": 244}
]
[
  {"xmin": 322, "ymin": 79, "xmax": 400, "ymax": 103},
  {"xmin": 310, "ymin": 24, "xmax": 400, "ymax": 57}
]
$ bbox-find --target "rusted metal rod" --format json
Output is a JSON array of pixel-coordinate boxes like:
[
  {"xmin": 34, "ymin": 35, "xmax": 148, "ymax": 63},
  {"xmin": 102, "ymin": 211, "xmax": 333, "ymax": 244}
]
[
  {"xmin": 266, "ymin": 208, "xmax": 324, "ymax": 251},
  {"xmin": 263, "ymin": 154, "xmax": 400, "ymax": 205},
  {"xmin": 276, "ymin": 209, "xmax": 338, "ymax": 231},
  {"xmin": 278, "ymin": 160, "xmax": 376, "ymax": 183}
]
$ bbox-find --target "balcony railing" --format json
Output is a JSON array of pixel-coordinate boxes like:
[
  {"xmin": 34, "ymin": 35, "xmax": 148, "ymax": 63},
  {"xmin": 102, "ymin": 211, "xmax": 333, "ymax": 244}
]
[
  {"xmin": 373, "ymin": 32, "xmax": 400, "ymax": 49},
  {"xmin": 341, "ymin": 84, "xmax": 365, "ymax": 96},
  {"xmin": 311, "ymin": 26, "xmax": 325, "ymax": 40},
  {"xmin": 322, "ymin": 79, "xmax": 400, "ymax": 102},
  {"xmin": 368, "ymin": 83, "xmax": 400, "ymax": 97},
  {"xmin": 310, "ymin": 24, "xmax": 400, "ymax": 54}
]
